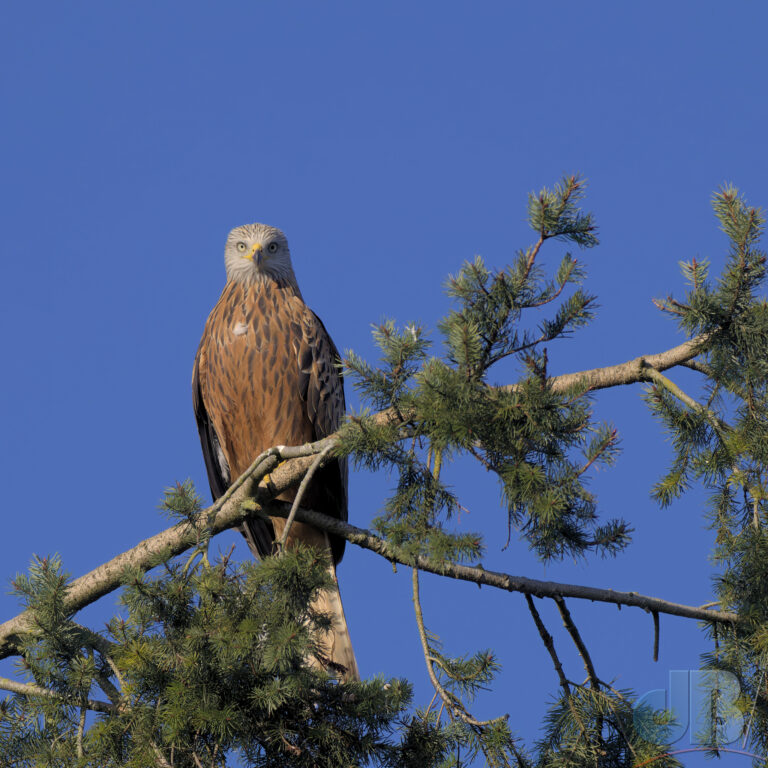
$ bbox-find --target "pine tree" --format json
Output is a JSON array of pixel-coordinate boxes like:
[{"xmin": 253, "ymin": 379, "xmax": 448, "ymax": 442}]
[{"xmin": 1, "ymin": 176, "xmax": 766, "ymax": 766}]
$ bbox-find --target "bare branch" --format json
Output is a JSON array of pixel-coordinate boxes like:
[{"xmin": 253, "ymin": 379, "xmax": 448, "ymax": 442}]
[
  {"xmin": 554, "ymin": 597, "xmax": 599, "ymax": 690},
  {"xmin": 0, "ymin": 486, "xmax": 737, "ymax": 661},
  {"xmin": 521, "ymin": 235, "xmax": 545, "ymax": 283},
  {"xmin": 268, "ymin": 503, "xmax": 739, "ymax": 625},
  {"xmin": 537, "ymin": 334, "xmax": 708, "ymax": 395},
  {"xmin": 525, "ymin": 595, "xmax": 571, "ymax": 695},
  {"xmin": 681, "ymin": 359, "xmax": 715, "ymax": 378}
]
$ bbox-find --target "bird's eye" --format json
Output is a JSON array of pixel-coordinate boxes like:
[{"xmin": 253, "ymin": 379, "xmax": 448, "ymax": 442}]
[
  {"xmin": 267, "ymin": 242, "xmax": 279, "ymax": 254},
  {"xmin": 236, "ymin": 242, "xmax": 247, "ymax": 252}
]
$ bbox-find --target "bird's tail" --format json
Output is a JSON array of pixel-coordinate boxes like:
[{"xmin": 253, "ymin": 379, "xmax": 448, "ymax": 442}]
[
  {"xmin": 254, "ymin": 518, "xmax": 359, "ymax": 681},
  {"xmin": 311, "ymin": 558, "xmax": 359, "ymax": 683}
]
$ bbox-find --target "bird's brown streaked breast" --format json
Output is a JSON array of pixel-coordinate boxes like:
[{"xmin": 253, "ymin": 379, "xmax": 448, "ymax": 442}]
[{"xmin": 198, "ymin": 280, "xmax": 314, "ymax": 482}]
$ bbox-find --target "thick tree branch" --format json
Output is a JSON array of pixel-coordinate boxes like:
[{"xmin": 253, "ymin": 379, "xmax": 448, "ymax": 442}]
[
  {"xmin": 539, "ymin": 334, "xmax": 708, "ymax": 395},
  {"xmin": 372, "ymin": 335, "xmax": 708, "ymax": 426}
]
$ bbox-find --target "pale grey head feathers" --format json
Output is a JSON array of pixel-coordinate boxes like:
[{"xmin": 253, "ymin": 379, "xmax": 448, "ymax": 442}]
[{"xmin": 224, "ymin": 223, "xmax": 301, "ymax": 293}]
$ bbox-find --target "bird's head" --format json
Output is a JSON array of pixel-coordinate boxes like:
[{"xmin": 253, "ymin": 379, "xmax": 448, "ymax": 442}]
[{"xmin": 224, "ymin": 223, "xmax": 300, "ymax": 291}]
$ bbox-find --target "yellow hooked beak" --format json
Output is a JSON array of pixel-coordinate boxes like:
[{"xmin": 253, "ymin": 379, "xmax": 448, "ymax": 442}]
[{"xmin": 244, "ymin": 242, "xmax": 263, "ymax": 262}]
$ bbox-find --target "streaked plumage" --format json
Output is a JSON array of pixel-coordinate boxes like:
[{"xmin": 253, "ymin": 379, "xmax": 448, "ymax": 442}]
[{"xmin": 193, "ymin": 223, "xmax": 357, "ymax": 679}]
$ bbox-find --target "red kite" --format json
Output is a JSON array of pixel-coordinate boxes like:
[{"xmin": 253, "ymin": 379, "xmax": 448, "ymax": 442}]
[{"xmin": 193, "ymin": 223, "xmax": 357, "ymax": 680}]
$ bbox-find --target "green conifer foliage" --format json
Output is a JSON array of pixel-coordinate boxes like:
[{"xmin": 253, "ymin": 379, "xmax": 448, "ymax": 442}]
[
  {"xmin": 3, "ymin": 546, "xmax": 418, "ymax": 767},
  {"xmin": 647, "ymin": 187, "xmax": 768, "ymax": 756},
  {"xmin": 340, "ymin": 176, "xmax": 626, "ymax": 565}
]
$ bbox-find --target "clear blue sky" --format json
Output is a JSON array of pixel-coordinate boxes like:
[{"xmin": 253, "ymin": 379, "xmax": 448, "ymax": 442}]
[{"xmin": 2, "ymin": 3, "xmax": 767, "ymax": 764}]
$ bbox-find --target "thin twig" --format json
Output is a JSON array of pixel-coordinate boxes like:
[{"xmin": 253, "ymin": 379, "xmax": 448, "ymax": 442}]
[
  {"xmin": 93, "ymin": 670, "xmax": 122, "ymax": 710},
  {"xmin": 521, "ymin": 235, "xmax": 545, "ymax": 283},
  {"xmin": 412, "ymin": 567, "xmax": 506, "ymax": 728},
  {"xmin": 424, "ymin": 689, "xmax": 439, "ymax": 718},
  {"xmin": 277, "ymin": 444, "xmax": 334, "ymax": 554},
  {"xmin": 681, "ymin": 359, "xmax": 714, "ymax": 377},
  {"xmin": 652, "ymin": 611, "xmax": 660, "ymax": 662},
  {"xmin": 553, "ymin": 596, "xmax": 606, "ymax": 754},
  {"xmin": 103, "ymin": 653, "xmax": 127, "ymax": 692},
  {"xmin": 601, "ymin": 695, "xmax": 638, "ymax": 759},
  {"xmin": 528, "ymin": 258, "xmax": 578, "ymax": 308},
  {"xmin": 219, "ymin": 543, "xmax": 237, "ymax": 570},
  {"xmin": 467, "ymin": 445, "xmax": 494, "ymax": 472},
  {"xmin": 576, "ymin": 427, "xmax": 618, "ymax": 478},
  {"xmin": 554, "ymin": 597, "xmax": 599, "ymax": 690},
  {"xmin": 525, "ymin": 595, "xmax": 571, "ymax": 695}
]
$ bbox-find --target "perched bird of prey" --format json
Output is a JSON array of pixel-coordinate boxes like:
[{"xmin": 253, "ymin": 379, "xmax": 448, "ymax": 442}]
[{"xmin": 192, "ymin": 223, "xmax": 358, "ymax": 681}]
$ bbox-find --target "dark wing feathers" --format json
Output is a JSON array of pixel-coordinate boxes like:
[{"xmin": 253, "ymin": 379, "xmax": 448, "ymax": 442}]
[
  {"xmin": 192, "ymin": 349, "xmax": 230, "ymax": 499},
  {"xmin": 300, "ymin": 311, "xmax": 348, "ymax": 563},
  {"xmin": 303, "ymin": 312, "xmax": 346, "ymax": 441}
]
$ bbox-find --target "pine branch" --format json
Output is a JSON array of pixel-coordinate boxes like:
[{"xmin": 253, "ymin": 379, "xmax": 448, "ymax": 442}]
[
  {"xmin": 0, "ymin": 474, "xmax": 737, "ymax": 666},
  {"xmin": 371, "ymin": 334, "xmax": 708, "ymax": 426},
  {"xmin": 0, "ymin": 334, "xmax": 718, "ymax": 661}
]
